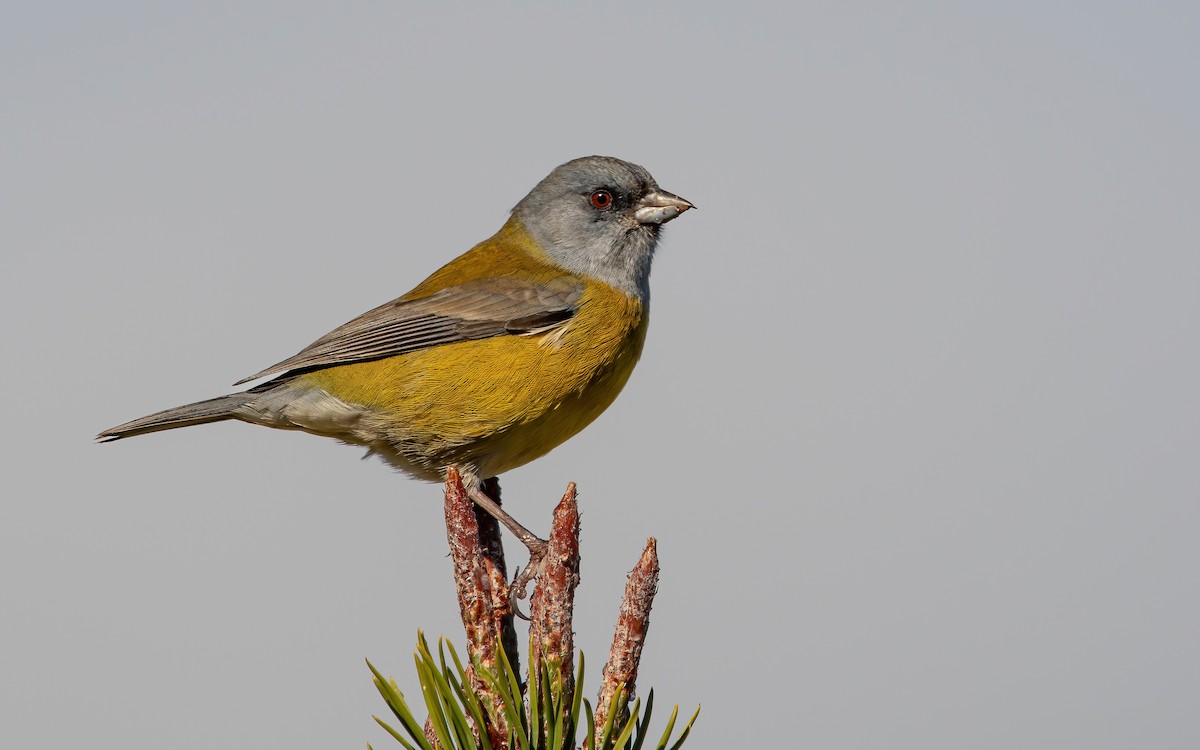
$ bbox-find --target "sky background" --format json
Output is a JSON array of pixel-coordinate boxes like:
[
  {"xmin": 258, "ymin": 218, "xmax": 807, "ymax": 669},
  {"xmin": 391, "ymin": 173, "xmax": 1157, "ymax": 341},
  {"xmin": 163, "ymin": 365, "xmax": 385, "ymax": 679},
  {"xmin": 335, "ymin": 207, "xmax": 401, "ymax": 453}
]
[{"xmin": 3, "ymin": 2, "xmax": 1199, "ymax": 748}]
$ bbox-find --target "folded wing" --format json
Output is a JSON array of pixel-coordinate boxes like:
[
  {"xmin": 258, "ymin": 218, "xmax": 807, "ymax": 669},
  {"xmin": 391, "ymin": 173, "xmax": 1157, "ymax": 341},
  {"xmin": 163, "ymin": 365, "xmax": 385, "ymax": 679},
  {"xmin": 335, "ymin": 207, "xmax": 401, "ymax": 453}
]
[{"xmin": 234, "ymin": 276, "xmax": 583, "ymax": 385}]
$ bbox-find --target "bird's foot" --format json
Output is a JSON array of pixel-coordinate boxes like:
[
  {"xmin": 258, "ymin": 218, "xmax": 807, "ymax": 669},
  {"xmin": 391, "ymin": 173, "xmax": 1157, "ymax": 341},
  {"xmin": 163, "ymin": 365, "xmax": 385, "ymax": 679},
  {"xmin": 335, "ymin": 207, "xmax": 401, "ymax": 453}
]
[{"xmin": 508, "ymin": 537, "xmax": 549, "ymax": 621}]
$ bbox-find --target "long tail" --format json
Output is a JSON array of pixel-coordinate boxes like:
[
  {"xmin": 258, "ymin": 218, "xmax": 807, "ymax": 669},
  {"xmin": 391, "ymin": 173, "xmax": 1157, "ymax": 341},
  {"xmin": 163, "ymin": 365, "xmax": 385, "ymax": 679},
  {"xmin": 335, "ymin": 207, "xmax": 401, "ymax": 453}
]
[{"xmin": 97, "ymin": 393, "xmax": 253, "ymax": 441}]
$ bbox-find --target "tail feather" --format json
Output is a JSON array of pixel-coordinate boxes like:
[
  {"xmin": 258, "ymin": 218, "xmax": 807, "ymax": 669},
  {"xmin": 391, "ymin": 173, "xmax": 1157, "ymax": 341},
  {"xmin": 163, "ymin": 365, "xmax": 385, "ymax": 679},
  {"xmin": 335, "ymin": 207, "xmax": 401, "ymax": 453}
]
[{"xmin": 97, "ymin": 393, "xmax": 252, "ymax": 441}]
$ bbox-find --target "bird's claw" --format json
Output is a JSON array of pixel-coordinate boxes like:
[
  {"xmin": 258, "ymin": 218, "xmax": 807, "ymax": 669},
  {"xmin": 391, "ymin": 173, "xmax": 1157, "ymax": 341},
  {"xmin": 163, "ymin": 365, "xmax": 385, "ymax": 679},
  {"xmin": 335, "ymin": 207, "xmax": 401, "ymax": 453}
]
[
  {"xmin": 508, "ymin": 540, "xmax": 548, "ymax": 621},
  {"xmin": 510, "ymin": 567, "xmax": 532, "ymax": 621}
]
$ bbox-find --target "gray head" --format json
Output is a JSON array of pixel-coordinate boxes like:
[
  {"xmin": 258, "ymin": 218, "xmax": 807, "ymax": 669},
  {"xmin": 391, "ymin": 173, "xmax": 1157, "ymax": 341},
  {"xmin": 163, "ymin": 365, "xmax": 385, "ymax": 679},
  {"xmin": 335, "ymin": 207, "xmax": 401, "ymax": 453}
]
[{"xmin": 512, "ymin": 156, "xmax": 692, "ymax": 300}]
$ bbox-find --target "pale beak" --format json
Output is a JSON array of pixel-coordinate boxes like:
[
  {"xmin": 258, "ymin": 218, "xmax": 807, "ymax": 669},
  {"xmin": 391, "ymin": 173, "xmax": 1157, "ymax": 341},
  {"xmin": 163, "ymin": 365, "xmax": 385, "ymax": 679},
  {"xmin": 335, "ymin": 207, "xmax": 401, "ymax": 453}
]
[{"xmin": 634, "ymin": 190, "xmax": 695, "ymax": 225}]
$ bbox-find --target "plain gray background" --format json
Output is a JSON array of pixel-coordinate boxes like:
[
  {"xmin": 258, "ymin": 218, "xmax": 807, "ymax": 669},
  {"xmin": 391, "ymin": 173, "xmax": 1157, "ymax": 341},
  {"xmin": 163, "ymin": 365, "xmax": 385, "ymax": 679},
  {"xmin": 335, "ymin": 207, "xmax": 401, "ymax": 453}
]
[{"xmin": 4, "ymin": 2, "xmax": 1198, "ymax": 748}]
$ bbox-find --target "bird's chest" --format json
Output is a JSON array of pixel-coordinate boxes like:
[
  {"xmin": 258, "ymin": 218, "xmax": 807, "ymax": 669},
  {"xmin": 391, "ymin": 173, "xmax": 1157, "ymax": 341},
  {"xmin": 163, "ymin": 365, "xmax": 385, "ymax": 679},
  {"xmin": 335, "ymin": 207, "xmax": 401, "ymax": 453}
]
[
  {"xmin": 459, "ymin": 293, "xmax": 648, "ymax": 476},
  {"xmin": 467, "ymin": 287, "xmax": 647, "ymax": 421}
]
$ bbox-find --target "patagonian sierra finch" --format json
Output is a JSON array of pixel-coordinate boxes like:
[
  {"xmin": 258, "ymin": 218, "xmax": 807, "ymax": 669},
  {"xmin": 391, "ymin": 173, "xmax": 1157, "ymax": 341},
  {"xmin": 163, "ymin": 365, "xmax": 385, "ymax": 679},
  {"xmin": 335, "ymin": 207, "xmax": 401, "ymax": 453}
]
[{"xmin": 99, "ymin": 155, "xmax": 692, "ymax": 591}]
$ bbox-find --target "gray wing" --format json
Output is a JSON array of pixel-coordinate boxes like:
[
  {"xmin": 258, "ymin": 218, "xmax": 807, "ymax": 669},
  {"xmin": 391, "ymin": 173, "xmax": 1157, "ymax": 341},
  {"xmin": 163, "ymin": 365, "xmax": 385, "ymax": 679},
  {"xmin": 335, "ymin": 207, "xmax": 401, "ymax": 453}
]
[{"xmin": 234, "ymin": 276, "xmax": 583, "ymax": 385}]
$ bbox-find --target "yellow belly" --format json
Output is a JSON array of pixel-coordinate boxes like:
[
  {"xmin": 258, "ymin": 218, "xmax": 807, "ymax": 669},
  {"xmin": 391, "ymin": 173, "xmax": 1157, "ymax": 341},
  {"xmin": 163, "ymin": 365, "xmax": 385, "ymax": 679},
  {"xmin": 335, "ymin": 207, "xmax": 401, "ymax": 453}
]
[{"xmin": 297, "ymin": 280, "xmax": 648, "ymax": 480}]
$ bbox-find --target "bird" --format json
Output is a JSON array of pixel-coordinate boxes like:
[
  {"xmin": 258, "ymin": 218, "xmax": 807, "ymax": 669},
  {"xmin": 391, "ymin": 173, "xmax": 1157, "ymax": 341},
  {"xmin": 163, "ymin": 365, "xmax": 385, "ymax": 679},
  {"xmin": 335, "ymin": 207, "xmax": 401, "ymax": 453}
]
[{"xmin": 98, "ymin": 155, "xmax": 692, "ymax": 591}]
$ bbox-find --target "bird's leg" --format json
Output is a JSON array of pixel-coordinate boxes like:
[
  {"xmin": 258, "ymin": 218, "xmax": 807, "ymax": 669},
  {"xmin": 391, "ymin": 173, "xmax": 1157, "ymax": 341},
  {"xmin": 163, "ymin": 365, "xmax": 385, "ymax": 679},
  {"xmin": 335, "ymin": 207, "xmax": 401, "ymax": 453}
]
[
  {"xmin": 465, "ymin": 483, "xmax": 549, "ymax": 606},
  {"xmin": 465, "ymin": 484, "xmax": 547, "ymax": 553}
]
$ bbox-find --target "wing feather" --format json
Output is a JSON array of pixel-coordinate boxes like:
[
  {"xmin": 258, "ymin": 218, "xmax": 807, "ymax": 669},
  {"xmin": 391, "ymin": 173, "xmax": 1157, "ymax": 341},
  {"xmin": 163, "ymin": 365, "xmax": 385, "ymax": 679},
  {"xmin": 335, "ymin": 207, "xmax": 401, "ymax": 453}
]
[{"xmin": 234, "ymin": 276, "xmax": 583, "ymax": 385}]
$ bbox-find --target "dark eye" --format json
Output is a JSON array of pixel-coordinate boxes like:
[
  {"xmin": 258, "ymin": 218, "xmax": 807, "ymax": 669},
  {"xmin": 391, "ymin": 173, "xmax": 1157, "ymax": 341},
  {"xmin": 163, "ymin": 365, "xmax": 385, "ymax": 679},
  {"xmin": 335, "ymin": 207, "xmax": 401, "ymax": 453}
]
[{"xmin": 590, "ymin": 190, "xmax": 613, "ymax": 209}]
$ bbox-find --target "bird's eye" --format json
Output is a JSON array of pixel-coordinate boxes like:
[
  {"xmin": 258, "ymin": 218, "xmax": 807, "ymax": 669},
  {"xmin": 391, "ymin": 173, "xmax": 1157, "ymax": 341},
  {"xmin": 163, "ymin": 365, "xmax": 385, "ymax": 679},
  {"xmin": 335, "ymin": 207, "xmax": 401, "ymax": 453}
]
[{"xmin": 589, "ymin": 190, "xmax": 613, "ymax": 209}]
